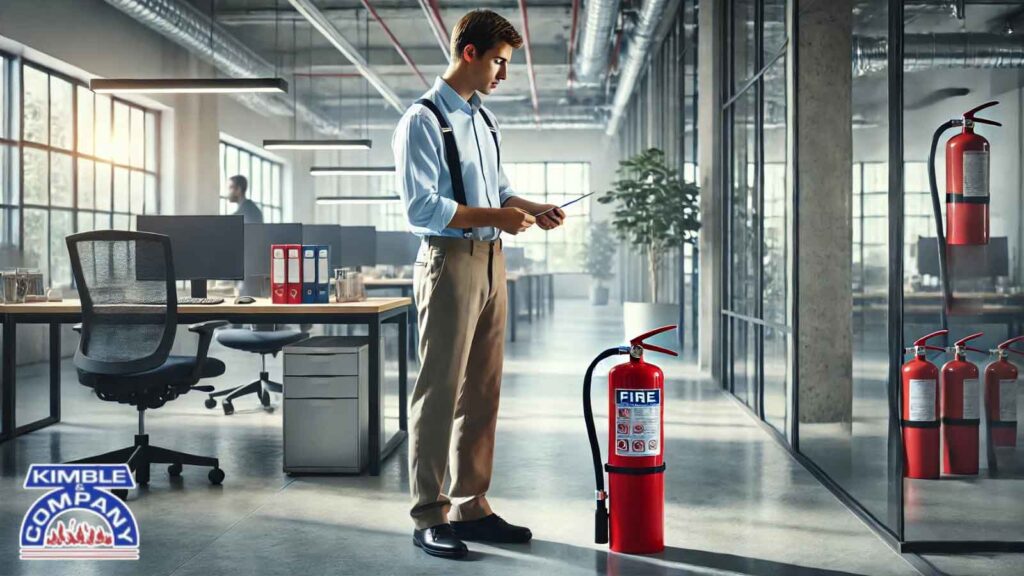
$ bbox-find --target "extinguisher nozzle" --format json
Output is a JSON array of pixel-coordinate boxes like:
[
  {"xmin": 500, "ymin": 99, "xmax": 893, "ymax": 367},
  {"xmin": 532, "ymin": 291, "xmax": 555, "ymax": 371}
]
[{"xmin": 595, "ymin": 500, "xmax": 609, "ymax": 545}]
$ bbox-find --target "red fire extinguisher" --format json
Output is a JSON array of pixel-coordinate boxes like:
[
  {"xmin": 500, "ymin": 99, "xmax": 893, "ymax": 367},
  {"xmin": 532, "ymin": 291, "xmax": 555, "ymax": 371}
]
[
  {"xmin": 945, "ymin": 101, "xmax": 999, "ymax": 246},
  {"xmin": 902, "ymin": 329, "xmax": 946, "ymax": 479},
  {"xmin": 941, "ymin": 332, "xmax": 985, "ymax": 475},
  {"xmin": 583, "ymin": 325, "xmax": 676, "ymax": 554},
  {"xmin": 984, "ymin": 335, "xmax": 1024, "ymax": 447}
]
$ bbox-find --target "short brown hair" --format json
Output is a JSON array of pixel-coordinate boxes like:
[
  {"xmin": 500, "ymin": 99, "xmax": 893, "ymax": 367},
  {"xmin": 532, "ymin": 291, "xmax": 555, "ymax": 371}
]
[{"xmin": 450, "ymin": 10, "xmax": 523, "ymax": 62}]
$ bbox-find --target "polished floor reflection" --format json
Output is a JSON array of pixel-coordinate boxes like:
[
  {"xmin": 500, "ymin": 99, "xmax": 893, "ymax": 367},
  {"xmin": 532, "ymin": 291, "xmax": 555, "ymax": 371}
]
[{"xmin": 1, "ymin": 300, "xmax": 922, "ymax": 575}]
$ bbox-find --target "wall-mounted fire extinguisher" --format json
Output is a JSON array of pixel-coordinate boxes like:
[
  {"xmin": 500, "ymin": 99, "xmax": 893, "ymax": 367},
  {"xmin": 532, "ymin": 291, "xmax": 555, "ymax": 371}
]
[
  {"xmin": 984, "ymin": 335, "xmax": 1024, "ymax": 447},
  {"xmin": 926, "ymin": 102, "xmax": 1000, "ymax": 331},
  {"xmin": 583, "ymin": 325, "xmax": 676, "ymax": 554},
  {"xmin": 941, "ymin": 332, "xmax": 985, "ymax": 476},
  {"xmin": 902, "ymin": 329, "xmax": 947, "ymax": 479}
]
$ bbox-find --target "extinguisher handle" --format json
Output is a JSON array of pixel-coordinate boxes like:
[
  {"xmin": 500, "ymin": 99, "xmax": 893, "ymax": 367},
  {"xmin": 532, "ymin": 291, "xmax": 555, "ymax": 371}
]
[
  {"xmin": 964, "ymin": 101, "xmax": 1001, "ymax": 126},
  {"xmin": 954, "ymin": 331, "xmax": 985, "ymax": 348},
  {"xmin": 997, "ymin": 335, "xmax": 1024, "ymax": 350},
  {"xmin": 630, "ymin": 325, "xmax": 679, "ymax": 357},
  {"xmin": 921, "ymin": 345, "xmax": 946, "ymax": 354},
  {"xmin": 1007, "ymin": 347, "xmax": 1024, "ymax": 358},
  {"xmin": 964, "ymin": 346, "xmax": 986, "ymax": 355},
  {"xmin": 913, "ymin": 329, "xmax": 948, "ymax": 348}
]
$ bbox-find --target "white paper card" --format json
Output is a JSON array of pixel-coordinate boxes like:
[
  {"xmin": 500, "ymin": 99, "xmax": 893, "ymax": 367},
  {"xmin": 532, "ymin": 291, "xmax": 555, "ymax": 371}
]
[
  {"xmin": 962, "ymin": 150, "xmax": 989, "ymax": 198},
  {"xmin": 1000, "ymin": 379, "xmax": 1018, "ymax": 422},
  {"xmin": 909, "ymin": 379, "xmax": 936, "ymax": 421},
  {"xmin": 962, "ymin": 378, "xmax": 979, "ymax": 419}
]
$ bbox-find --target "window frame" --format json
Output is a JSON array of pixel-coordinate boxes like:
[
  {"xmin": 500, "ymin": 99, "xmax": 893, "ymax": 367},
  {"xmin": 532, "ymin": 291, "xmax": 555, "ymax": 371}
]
[{"xmin": 219, "ymin": 140, "xmax": 284, "ymax": 223}]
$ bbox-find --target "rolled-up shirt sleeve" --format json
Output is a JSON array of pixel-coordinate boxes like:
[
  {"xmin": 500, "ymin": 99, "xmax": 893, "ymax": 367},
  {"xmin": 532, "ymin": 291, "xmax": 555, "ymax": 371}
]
[
  {"xmin": 393, "ymin": 111, "xmax": 459, "ymax": 234},
  {"xmin": 498, "ymin": 165, "xmax": 517, "ymax": 206}
]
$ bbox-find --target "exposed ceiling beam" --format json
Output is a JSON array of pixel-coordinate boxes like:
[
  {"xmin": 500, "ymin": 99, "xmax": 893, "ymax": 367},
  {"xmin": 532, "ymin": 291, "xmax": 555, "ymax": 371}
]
[
  {"xmin": 418, "ymin": 0, "xmax": 451, "ymax": 57},
  {"xmin": 287, "ymin": 0, "xmax": 405, "ymax": 112},
  {"xmin": 360, "ymin": 0, "xmax": 430, "ymax": 87},
  {"xmin": 517, "ymin": 0, "xmax": 541, "ymax": 125}
]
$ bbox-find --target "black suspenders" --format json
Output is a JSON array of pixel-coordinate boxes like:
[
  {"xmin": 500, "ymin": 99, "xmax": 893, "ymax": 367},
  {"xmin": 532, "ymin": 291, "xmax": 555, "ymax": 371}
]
[{"xmin": 415, "ymin": 97, "xmax": 501, "ymax": 238}]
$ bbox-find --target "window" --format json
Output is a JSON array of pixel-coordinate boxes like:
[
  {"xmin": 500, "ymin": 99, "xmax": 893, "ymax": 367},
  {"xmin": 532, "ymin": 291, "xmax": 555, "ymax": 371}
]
[
  {"xmin": 219, "ymin": 141, "xmax": 283, "ymax": 223},
  {"xmin": 7, "ymin": 61, "xmax": 160, "ymax": 287},
  {"xmin": 502, "ymin": 162, "xmax": 590, "ymax": 272}
]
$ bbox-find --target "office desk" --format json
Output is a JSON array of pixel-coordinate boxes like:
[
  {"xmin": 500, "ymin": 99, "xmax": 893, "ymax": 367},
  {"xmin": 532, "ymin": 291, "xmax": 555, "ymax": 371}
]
[
  {"xmin": 364, "ymin": 279, "xmax": 417, "ymax": 357},
  {"xmin": 0, "ymin": 297, "xmax": 410, "ymax": 476}
]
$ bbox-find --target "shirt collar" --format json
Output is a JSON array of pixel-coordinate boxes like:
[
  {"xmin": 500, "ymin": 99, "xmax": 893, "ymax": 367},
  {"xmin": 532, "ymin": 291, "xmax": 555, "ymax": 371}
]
[{"xmin": 433, "ymin": 77, "xmax": 481, "ymax": 116}]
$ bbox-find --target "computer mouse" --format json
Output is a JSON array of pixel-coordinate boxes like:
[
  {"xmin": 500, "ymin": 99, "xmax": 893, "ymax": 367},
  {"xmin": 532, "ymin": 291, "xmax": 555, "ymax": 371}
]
[{"xmin": 235, "ymin": 296, "xmax": 256, "ymax": 305}]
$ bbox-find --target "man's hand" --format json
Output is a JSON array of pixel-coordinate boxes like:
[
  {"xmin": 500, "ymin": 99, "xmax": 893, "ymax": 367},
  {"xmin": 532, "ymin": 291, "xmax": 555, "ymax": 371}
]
[
  {"xmin": 534, "ymin": 205, "xmax": 565, "ymax": 230},
  {"xmin": 496, "ymin": 207, "xmax": 536, "ymax": 235}
]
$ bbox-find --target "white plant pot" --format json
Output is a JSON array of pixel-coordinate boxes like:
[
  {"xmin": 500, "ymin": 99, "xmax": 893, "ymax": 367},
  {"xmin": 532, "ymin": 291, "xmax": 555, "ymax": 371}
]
[
  {"xmin": 623, "ymin": 302, "xmax": 680, "ymax": 348},
  {"xmin": 589, "ymin": 283, "xmax": 610, "ymax": 306}
]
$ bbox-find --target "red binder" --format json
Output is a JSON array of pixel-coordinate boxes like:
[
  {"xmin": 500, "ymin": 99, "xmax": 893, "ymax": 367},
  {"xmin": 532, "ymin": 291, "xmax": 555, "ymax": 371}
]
[
  {"xmin": 271, "ymin": 245, "xmax": 287, "ymax": 304},
  {"xmin": 286, "ymin": 244, "xmax": 302, "ymax": 304}
]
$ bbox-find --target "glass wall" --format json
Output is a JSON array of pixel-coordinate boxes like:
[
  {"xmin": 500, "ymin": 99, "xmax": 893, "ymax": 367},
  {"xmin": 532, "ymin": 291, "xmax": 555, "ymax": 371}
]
[
  {"xmin": 5, "ymin": 60, "xmax": 160, "ymax": 288},
  {"xmin": 721, "ymin": 0, "xmax": 790, "ymax": 433},
  {"xmin": 219, "ymin": 140, "xmax": 283, "ymax": 223}
]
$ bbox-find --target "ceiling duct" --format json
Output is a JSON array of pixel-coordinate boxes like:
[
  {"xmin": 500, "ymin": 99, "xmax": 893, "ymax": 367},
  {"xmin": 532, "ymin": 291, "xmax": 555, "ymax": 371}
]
[
  {"xmin": 605, "ymin": 0, "xmax": 671, "ymax": 136},
  {"xmin": 854, "ymin": 33, "xmax": 1024, "ymax": 76},
  {"xmin": 104, "ymin": 0, "xmax": 343, "ymax": 136},
  {"xmin": 573, "ymin": 0, "xmax": 622, "ymax": 87}
]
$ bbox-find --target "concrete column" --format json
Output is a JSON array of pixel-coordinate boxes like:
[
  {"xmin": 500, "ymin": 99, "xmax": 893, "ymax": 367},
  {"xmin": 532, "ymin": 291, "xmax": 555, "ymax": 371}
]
[
  {"xmin": 794, "ymin": 0, "xmax": 853, "ymax": 424},
  {"xmin": 697, "ymin": 0, "xmax": 723, "ymax": 378}
]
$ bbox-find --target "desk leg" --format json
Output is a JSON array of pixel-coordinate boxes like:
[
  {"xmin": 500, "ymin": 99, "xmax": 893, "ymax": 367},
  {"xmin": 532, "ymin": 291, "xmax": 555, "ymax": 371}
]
[
  {"xmin": 404, "ymin": 286, "xmax": 417, "ymax": 360},
  {"xmin": 508, "ymin": 280, "xmax": 517, "ymax": 342},
  {"xmin": 49, "ymin": 323, "xmax": 61, "ymax": 424},
  {"xmin": 1, "ymin": 318, "xmax": 14, "ymax": 440},
  {"xmin": 398, "ymin": 309, "xmax": 408, "ymax": 432},
  {"xmin": 368, "ymin": 317, "xmax": 382, "ymax": 476},
  {"xmin": 548, "ymin": 274, "xmax": 554, "ymax": 314},
  {"xmin": 526, "ymin": 277, "xmax": 533, "ymax": 323}
]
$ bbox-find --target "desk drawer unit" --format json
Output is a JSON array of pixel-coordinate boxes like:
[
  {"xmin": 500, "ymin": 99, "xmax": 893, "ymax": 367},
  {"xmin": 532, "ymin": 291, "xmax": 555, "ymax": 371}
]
[{"xmin": 283, "ymin": 337, "xmax": 369, "ymax": 474}]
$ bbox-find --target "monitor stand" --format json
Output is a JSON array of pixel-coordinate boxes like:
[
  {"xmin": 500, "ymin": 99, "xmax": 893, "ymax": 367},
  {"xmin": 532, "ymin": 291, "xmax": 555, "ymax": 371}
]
[{"xmin": 191, "ymin": 280, "xmax": 208, "ymax": 299}]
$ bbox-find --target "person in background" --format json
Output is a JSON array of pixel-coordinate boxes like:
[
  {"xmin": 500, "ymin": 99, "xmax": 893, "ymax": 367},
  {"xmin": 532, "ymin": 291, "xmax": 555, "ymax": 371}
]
[{"xmin": 227, "ymin": 175, "xmax": 263, "ymax": 224}]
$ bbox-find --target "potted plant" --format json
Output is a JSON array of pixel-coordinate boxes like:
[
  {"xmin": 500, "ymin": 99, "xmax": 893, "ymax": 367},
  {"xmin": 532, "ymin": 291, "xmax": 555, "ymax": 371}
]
[
  {"xmin": 582, "ymin": 220, "xmax": 617, "ymax": 305},
  {"xmin": 598, "ymin": 148, "xmax": 700, "ymax": 344}
]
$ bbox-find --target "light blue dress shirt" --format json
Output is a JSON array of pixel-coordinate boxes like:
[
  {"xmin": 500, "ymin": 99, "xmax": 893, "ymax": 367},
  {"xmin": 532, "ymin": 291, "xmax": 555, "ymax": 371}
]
[{"xmin": 392, "ymin": 77, "xmax": 516, "ymax": 241}]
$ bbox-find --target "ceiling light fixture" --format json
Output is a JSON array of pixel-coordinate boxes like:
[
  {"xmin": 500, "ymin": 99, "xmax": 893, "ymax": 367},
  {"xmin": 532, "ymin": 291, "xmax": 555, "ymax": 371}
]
[
  {"xmin": 90, "ymin": 78, "xmax": 288, "ymax": 94},
  {"xmin": 310, "ymin": 166, "xmax": 395, "ymax": 176},
  {"xmin": 263, "ymin": 139, "xmax": 372, "ymax": 151}
]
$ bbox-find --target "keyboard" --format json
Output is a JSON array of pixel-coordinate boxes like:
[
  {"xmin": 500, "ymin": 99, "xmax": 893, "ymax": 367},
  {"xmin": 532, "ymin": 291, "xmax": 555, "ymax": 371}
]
[{"xmin": 177, "ymin": 297, "xmax": 225, "ymax": 305}]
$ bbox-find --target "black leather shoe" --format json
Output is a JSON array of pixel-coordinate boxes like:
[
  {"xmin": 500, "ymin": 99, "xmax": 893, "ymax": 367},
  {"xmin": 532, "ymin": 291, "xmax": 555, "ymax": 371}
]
[
  {"xmin": 412, "ymin": 524, "xmax": 468, "ymax": 559},
  {"xmin": 451, "ymin": 514, "xmax": 532, "ymax": 543}
]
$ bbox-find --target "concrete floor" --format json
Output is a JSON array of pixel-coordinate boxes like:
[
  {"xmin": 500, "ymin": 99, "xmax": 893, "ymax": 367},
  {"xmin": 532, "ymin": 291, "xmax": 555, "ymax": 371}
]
[{"xmin": 0, "ymin": 299, "xmax": 965, "ymax": 575}]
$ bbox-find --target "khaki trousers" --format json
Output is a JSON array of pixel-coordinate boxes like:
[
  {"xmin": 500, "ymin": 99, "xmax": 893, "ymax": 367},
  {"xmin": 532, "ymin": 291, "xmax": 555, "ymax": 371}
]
[{"xmin": 408, "ymin": 236, "xmax": 507, "ymax": 529}]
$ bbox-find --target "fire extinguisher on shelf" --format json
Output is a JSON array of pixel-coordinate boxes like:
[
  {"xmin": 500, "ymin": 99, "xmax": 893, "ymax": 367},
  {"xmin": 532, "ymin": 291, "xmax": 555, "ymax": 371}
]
[
  {"xmin": 984, "ymin": 335, "xmax": 1024, "ymax": 448},
  {"xmin": 582, "ymin": 325, "xmax": 676, "ymax": 555},
  {"xmin": 902, "ymin": 329, "xmax": 947, "ymax": 479},
  {"xmin": 941, "ymin": 332, "xmax": 985, "ymax": 476}
]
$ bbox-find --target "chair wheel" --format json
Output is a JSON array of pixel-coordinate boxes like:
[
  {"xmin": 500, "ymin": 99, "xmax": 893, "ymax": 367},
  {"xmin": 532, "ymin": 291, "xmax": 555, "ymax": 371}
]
[
  {"xmin": 204, "ymin": 398, "xmax": 217, "ymax": 409},
  {"xmin": 168, "ymin": 463, "xmax": 182, "ymax": 477},
  {"xmin": 222, "ymin": 402, "xmax": 234, "ymax": 415},
  {"xmin": 260, "ymin": 390, "xmax": 271, "ymax": 407},
  {"xmin": 111, "ymin": 489, "xmax": 128, "ymax": 501},
  {"xmin": 208, "ymin": 468, "xmax": 225, "ymax": 485}
]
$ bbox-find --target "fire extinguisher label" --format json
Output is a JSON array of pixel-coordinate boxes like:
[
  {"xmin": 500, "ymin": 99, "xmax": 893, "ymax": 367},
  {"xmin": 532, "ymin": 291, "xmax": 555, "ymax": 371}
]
[
  {"xmin": 962, "ymin": 378, "xmax": 980, "ymax": 420},
  {"xmin": 614, "ymin": 389, "xmax": 661, "ymax": 457},
  {"xmin": 962, "ymin": 150, "xmax": 989, "ymax": 198},
  {"xmin": 909, "ymin": 379, "xmax": 937, "ymax": 421},
  {"xmin": 1000, "ymin": 379, "xmax": 1018, "ymax": 422}
]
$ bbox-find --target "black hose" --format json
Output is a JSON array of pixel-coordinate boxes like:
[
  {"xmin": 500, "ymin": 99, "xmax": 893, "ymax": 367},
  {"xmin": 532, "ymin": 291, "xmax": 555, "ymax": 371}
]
[
  {"xmin": 583, "ymin": 345, "xmax": 629, "ymax": 544},
  {"xmin": 927, "ymin": 119, "xmax": 958, "ymax": 347}
]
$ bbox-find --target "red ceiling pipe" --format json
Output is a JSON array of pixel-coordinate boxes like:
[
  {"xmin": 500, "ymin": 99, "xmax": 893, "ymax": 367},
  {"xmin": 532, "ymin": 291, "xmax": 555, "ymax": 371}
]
[
  {"xmin": 420, "ymin": 0, "xmax": 450, "ymax": 57},
  {"xmin": 568, "ymin": 0, "xmax": 580, "ymax": 93},
  {"xmin": 361, "ymin": 0, "xmax": 429, "ymax": 87},
  {"xmin": 518, "ymin": 0, "xmax": 541, "ymax": 125}
]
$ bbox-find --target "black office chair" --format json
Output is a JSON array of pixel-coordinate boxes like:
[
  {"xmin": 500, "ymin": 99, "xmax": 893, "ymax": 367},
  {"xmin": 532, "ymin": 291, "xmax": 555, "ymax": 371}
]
[
  {"xmin": 205, "ymin": 327, "xmax": 307, "ymax": 415},
  {"xmin": 65, "ymin": 230, "xmax": 229, "ymax": 493}
]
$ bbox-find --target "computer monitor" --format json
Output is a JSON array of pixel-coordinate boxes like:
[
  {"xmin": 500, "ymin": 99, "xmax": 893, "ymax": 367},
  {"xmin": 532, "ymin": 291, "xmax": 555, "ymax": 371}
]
[
  {"xmin": 339, "ymin": 226, "xmax": 377, "ymax": 268},
  {"xmin": 917, "ymin": 236, "xmax": 1008, "ymax": 278},
  {"xmin": 137, "ymin": 215, "xmax": 244, "ymax": 297},
  {"xmin": 245, "ymin": 223, "xmax": 303, "ymax": 276},
  {"xmin": 302, "ymin": 225, "xmax": 344, "ymax": 269},
  {"xmin": 376, "ymin": 231, "xmax": 420, "ymax": 266}
]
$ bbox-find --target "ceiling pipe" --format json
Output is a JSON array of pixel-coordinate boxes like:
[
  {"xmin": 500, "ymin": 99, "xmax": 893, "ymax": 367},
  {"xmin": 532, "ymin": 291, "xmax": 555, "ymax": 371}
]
[
  {"xmin": 360, "ymin": 0, "xmax": 430, "ymax": 88},
  {"xmin": 567, "ymin": 0, "xmax": 580, "ymax": 90},
  {"xmin": 287, "ymin": 0, "xmax": 404, "ymax": 112},
  {"xmin": 102, "ymin": 0, "xmax": 342, "ymax": 136},
  {"xmin": 574, "ymin": 0, "xmax": 621, "ymax": 87},
  {"xmin": 605, "ymin": 0, "xmax": 671, "ymax": 136},
  {"xmin": 418, "ymin": 0, "xmax": 451, "ymax": 58},
  {"xmin": 517, "ymin": 0, "xmax": 541, "ymax": 125},
  {"xmin": 854, "ymin": 33, "xmax": 1024, "ymax": 76}
]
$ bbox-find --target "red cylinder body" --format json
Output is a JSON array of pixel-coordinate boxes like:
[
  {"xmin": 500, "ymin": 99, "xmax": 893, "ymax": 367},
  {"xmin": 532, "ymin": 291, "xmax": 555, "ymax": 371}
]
[
  {"xmin": 946, "ymin": 125, "xmax": 990, "ymax": 246},
  {"xmin": 985, "ymin": 356, "xmax": 1018, "ymax": 447},
  {"xmin": 902, "ymin": 352, "xmax": 940, "ymax": 479},
  {"xmin": 607, "ymin": 354, "xmax": 665, "ymax": 554},
  {"xmin": 941, "ymin": 353, "xmax": 980, "ymax": 475}
]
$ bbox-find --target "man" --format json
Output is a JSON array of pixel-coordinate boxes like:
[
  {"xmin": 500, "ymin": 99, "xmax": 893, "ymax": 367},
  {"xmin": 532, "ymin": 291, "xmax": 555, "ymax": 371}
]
[
  {"xmin": 227, "ymin": 174, "xmax": 263, "ymax": 224},
  {"xmin": 392, "ymin": 9, "xmax": 566, "ymax": 560}
]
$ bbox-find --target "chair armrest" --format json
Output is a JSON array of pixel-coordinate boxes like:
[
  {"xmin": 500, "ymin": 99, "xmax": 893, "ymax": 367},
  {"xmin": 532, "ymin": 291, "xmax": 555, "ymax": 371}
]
[
  {"xmin": 188, "ymin": 320, "xmax": 229, "ymax": 381},
  {"xmin": 72, "ymin": 323, "xmax": 82, "ymax": 334},
  {"xmin": 188, "ymin": 320, "xmax": 229, "ymax": 334}
]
